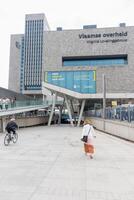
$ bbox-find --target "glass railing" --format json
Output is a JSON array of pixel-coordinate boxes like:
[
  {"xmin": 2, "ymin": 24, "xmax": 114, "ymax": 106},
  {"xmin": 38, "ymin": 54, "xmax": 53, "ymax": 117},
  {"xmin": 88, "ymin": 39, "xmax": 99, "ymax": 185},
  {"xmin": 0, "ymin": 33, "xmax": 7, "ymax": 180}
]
[
  {"xmin": 85, "ymin": 105, "xmax": 134, "ymax": 123},
  {"xmin": 0, "ymin": 99, "xmax": 45, "ymax": 111},
  {"xmin": 0, "ymin": 99, "xmax": 64, "ymax": 112},
  {"xmin": 14, "ymin": 99, "xmax": 44, "ymax": 108}
]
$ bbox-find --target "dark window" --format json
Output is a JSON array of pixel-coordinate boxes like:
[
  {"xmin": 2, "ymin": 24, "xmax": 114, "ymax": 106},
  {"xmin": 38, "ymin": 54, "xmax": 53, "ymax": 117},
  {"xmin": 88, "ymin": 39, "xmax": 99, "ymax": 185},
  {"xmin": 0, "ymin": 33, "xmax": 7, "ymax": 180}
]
[{"xmin": 63, "ymin": 55, "xmax": 128, "ymax": 67}]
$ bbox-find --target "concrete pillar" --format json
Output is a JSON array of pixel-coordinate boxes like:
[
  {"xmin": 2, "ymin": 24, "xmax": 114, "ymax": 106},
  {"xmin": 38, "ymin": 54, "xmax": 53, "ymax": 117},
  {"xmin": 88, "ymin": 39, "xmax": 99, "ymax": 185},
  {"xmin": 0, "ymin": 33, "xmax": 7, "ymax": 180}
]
[
  {"xmin": 64, "ymin": 95, "xmax": 74, "ymax": 127},
  {"xmin": 77, "ymin": 99, "xmax": 85, "ymax": 127},
  {"xmin": 1, "ymin": 117, "xmax": 6, "ymax": 132},
  {"xmin": 43, "ymin": 95, "xmax": 45, "ymax": 103},
  {"xmin": 58, "ymin": 106, "xmax": 62, "ymax": 124},
  {"xmin": 70, "ymin": 100, "xmax": 74, "ymax": 115},
  {"xmin": 48, "ymin": 93, "xmax": 57, "ymax": 126},
  {"xmin": 58, "ymin": 99, "xmax": 65, "ymax": 125}
]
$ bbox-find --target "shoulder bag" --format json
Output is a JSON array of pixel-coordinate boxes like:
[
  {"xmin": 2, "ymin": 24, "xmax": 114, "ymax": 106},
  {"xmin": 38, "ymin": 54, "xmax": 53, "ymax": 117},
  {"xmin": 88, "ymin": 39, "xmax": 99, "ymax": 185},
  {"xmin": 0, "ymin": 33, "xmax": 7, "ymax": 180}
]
[{"xmin": 81, "ymin": 127, "xmax": 91, "ymax": 143}]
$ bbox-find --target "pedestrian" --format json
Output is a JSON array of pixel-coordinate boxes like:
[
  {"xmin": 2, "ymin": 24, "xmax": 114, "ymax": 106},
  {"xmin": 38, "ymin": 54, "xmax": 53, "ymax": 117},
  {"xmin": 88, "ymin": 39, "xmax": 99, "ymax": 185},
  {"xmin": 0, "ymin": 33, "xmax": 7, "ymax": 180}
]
[
  {"xmin": 81, "ymin": 118, "xmax": 96, "ymax": 159},
  {"xmin": 5, "ymin": 118, "xmax": 18, "ymax": 135},
  {"xmin": 5, "ymin": 98, "xmax": 9, "ymax": 110},
  {"xmin": 2, "ymin": 98, "xmax": 6, "ymax": 110}
]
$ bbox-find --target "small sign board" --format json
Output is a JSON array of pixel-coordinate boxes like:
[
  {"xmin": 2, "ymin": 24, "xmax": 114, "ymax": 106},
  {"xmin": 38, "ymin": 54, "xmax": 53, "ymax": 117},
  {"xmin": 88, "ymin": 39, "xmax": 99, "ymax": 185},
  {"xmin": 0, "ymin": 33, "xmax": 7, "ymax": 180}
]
[{"xmin": 112, "ymin": 101, "xmax": 117, "ymax": 106}]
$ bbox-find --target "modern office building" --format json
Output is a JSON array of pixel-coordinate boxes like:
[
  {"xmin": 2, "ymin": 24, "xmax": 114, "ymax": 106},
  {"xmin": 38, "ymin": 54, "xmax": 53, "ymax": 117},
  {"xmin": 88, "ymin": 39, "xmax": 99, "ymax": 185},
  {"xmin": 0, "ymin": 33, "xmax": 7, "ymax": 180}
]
[
  {"xmin": 8, "ymin": 13, "xmax": 50, "ymax": 97},
  {"xmin": 9, "ymin": 13, "xmax": 134, "ymax": 115},
  {"xmin": 43, "ymin": 23, "xmax": 134, "ymax": 101}
]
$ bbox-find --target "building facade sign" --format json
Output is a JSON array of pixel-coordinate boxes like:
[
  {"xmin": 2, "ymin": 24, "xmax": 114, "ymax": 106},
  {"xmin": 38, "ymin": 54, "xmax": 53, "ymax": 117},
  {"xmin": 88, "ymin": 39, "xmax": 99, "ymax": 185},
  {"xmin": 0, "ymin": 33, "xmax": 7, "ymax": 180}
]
[
  {"xmin": 79, "ymin": 31, "xmax": 128, "ymax": 44},
  {"xmin": 44, "ymin": 71, "xmax": 96, "ymax": 94}
]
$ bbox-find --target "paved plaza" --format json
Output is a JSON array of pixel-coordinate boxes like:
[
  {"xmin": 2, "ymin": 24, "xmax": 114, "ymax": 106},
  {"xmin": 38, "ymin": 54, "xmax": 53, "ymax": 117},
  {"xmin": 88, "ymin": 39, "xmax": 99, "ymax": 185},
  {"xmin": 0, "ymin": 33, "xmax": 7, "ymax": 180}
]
[{"xmin": 0, "ymin": 125, "xmax": 134, "ymax": 200}]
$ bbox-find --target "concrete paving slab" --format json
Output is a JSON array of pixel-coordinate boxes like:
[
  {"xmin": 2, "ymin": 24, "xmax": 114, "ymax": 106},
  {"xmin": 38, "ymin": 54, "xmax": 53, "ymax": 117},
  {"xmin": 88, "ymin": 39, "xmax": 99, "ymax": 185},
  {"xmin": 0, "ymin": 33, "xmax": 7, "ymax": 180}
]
[{"xmin": 0, "ymin": 125, "xmax": 134, "ymax": 200}]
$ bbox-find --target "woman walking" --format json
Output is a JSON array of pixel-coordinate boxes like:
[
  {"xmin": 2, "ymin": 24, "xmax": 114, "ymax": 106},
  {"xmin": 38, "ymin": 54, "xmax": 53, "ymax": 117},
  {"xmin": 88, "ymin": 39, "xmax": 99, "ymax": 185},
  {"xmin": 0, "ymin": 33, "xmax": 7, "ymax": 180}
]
[{"xmin": 81, "ymin": 119, "xmax": 96, "ymax": 159}]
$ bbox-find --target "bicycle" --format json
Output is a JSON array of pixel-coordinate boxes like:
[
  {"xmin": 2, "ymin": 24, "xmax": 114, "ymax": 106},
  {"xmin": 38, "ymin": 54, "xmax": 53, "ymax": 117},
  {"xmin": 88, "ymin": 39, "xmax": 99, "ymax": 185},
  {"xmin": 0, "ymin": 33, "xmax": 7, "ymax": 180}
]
[{"xmin": 4, "ymin": 131, "xmax": 18, "ymax": 146}]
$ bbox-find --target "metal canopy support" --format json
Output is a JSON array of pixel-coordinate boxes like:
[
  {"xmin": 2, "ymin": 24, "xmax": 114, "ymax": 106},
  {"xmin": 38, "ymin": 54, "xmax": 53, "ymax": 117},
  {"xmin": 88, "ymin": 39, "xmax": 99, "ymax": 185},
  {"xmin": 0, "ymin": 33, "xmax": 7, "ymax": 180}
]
[
  {"xmin": 48, "ymin": 93, "xmax": 57, "ymax": 126},
  {"xmin": 64, "ymin": 95, "xmax": 74, "ymax": 127},
  {"xmin": 77, "ymin": 99, "xmax": 86, "ymax": 127},
  {"xmin": 70, "ymin": 100, "xmax": 74, "ymax": 115},
  {"xmin": 58, "ymin": 98, "xmax": 65, "ymax": 124}
]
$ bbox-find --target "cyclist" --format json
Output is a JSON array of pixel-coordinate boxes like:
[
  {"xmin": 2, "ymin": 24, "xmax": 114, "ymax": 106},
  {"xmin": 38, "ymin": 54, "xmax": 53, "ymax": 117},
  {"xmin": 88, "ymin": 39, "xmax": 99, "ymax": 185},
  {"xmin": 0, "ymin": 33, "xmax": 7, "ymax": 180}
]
[{"xmin": 5, "ymin": 118, "xmax": 18, "ymax": 135}]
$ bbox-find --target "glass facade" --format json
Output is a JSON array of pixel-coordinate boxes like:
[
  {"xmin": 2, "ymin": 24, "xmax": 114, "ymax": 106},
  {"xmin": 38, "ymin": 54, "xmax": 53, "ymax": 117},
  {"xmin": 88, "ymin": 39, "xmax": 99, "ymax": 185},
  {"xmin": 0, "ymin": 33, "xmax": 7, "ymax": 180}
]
[
  {"xmin": 23, "ymin": 15, "xmax": 44, "ymax": 90},
  {"xmin": 20, "ymin": 36, "xmax": 24, "ymax": 92},
  {"xmin": 63, "ymin": 57, "xmax": 127, "ymax": 67},
  {"xmin": 45, "ymin": 71, "xmax": 96, "ymax": 94}
]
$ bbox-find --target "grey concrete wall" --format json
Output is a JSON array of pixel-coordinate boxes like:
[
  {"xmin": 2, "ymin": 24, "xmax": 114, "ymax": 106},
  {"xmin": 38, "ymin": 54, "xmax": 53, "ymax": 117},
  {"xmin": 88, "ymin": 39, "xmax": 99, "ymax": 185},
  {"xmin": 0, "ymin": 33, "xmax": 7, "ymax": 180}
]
[
  {"xmin": 90, "ymin": 117, "xmax": 134, "ymax": 142},
  {"xmin": 0, "ymin": 116, "xmax": 49, "ymax": 133},
  {"xmin": 0, "ymin": 114, "xmax": 60, "ymax": 133},
  {"xmin": 44, "ymin": 26, "xmax": 134, "ymax": 94},
  {"xmin": 16, "ymin": 116, "xmax": 49, "ymax": 128},
  {"xmin": 8, "ymin": 34, "xmax": 23, "ymax": 93}
]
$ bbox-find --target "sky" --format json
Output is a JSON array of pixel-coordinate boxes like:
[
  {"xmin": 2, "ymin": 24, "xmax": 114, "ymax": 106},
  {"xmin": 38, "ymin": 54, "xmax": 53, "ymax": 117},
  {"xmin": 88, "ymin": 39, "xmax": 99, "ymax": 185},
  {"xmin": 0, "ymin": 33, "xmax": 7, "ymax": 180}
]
[{"xmin": 0, "ymin": 0, "xmax": 134, "ymax": 89}]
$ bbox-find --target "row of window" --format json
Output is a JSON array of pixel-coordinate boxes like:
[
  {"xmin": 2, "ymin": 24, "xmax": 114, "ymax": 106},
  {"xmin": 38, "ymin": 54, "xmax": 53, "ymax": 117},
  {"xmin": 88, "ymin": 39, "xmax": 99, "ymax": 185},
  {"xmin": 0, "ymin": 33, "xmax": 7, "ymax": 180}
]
[
  {"xmin": 24, "ymin": 85, "xmax": 41, "ymax": 90},
  {"xmin": 63, "ymin": 56, "xmax": 127, "ymax": 67},
  {"xmin": 24, "ymin": 82, "xmax": 41, "ymax": 85}
]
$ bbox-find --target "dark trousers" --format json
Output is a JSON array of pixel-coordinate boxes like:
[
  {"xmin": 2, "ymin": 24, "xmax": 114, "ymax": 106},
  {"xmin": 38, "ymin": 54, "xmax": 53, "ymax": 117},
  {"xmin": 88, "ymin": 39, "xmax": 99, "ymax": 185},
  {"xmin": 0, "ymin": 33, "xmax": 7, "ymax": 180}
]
[{"xmin": 7, "ymin": 129, "xmax": 16, "ymax": 134}]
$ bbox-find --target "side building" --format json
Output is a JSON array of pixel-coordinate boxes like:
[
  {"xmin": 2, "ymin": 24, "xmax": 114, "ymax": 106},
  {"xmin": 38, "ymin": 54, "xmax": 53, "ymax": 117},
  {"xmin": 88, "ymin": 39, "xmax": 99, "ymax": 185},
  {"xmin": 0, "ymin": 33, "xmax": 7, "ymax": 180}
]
[
  {"xmin": 8, "ymin": 34, "xmax": 23, "ymax": 93},
  {"xmin": 8, "ymin": 13, "xmax": 50, "ymax": 98}
]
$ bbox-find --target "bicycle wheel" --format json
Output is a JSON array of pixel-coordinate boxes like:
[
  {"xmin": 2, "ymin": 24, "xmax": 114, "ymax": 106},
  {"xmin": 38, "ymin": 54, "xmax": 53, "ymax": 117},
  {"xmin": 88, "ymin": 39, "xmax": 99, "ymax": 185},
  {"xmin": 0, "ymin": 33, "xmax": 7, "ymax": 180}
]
[
  {"xmin": 12, "ymin": 132, "xmax": 18, "ymax": 143},
  {"xmin": 4, "ymin": 134, "xmax": 10, "ymax": 146}
]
